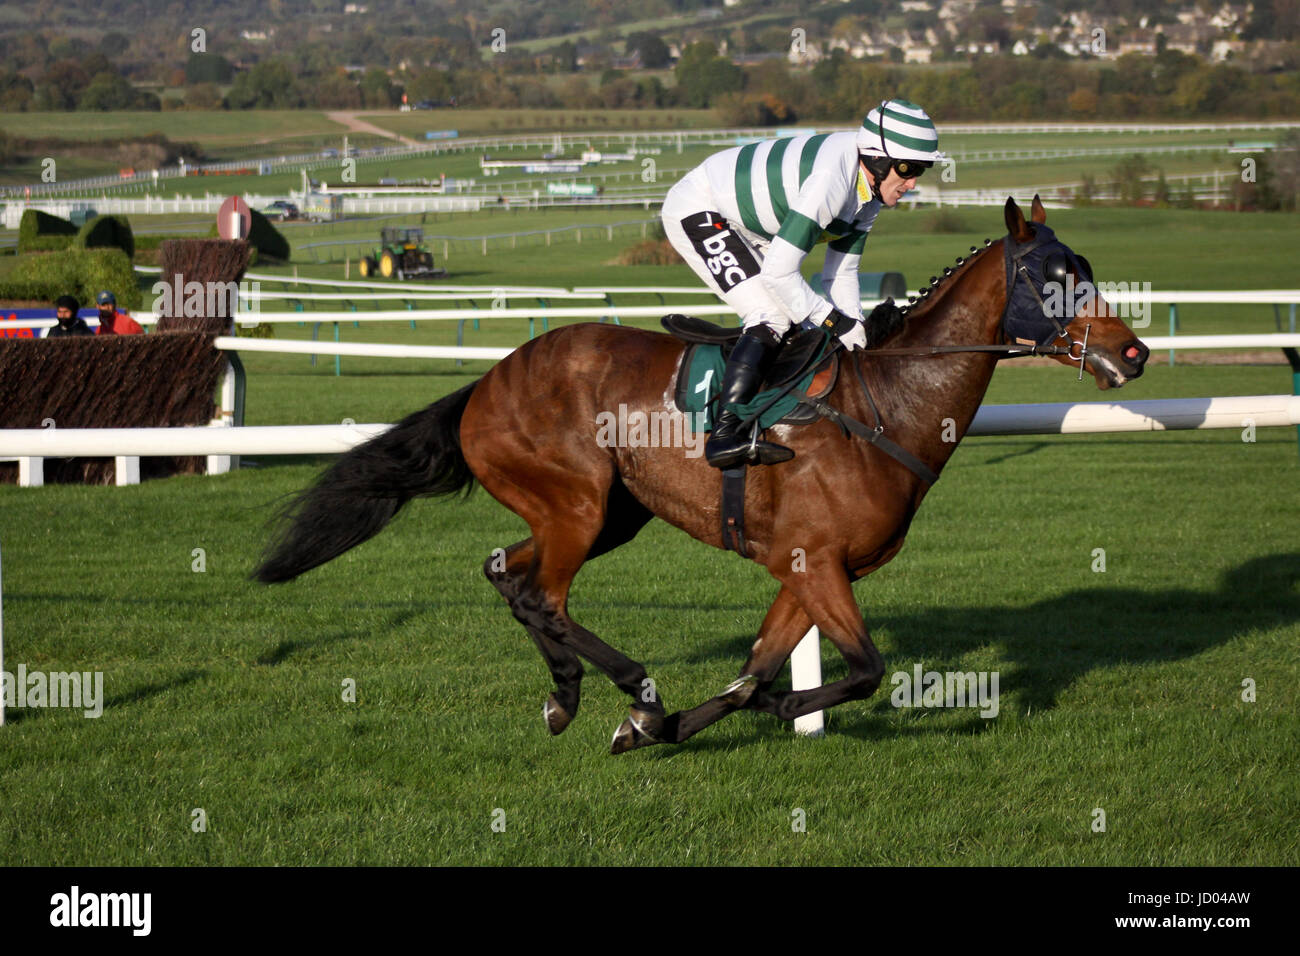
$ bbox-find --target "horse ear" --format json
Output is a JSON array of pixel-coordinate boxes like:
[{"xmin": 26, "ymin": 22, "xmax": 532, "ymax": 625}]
[
  {"xmin": 1003, "ymin": 197, "xmax": 1031, "ymax": 242},
  {"xmin": 1030, "ymin": 194, "xmax": 1047, "ymax": 223}
]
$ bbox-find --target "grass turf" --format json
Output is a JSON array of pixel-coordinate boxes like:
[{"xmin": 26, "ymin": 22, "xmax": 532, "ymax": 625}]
[{"xmin": 0, "ymin": 358, "xmax": 1296, "ymax": 866}]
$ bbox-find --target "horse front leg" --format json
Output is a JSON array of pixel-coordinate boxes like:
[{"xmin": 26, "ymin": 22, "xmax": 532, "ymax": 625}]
[
  {"xmin": 745, "ymin": 562, "xmax": 885, "ymax": 722},
  {"xmin": 655, "ymin": 585, "xmax": 812, "ymax": 745}
]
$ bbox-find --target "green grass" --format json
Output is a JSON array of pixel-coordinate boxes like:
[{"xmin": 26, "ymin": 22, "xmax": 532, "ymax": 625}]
[
  {"xmin": 0, "ymin": 110, "xmax": 356, "ymax": 152},
  {"xmin": 3, "ymin": 198, "xmax": 1298, "ymax": 864},
  {"xmin": 370, "ymin": 107, "xmax": 720, "ymax": 136},
  {"xmin": 1, "ymin": 359, "xmax": 1296, "ymax": 865},
  {"xmin": 235, "ymin": 204, "xmax": 1300, "ymax": 347}
]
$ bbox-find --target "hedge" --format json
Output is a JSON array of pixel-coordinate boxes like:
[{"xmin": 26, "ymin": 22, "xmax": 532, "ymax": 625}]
[
  {"xmin": 75, "ymin": 214, "xmax": 135, "ymax": 260},
  {"xmin": 17, "ymin": 209, "xmax": 78, "ymax": 254},
  {"xmin": 0, "ymin": 247, "xmax": 142, "ymax": 310}
]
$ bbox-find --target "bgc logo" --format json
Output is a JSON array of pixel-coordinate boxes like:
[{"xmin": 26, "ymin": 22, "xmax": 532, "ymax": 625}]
[{"xmin": 683, "ymin": 212, "xmax": 760, "ymax": 293}]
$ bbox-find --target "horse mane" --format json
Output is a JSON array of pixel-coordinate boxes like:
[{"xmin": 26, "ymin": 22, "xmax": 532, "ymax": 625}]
[{"xmin": 868, "ymin": 234, "xmax": 1000, "ymax": 342}]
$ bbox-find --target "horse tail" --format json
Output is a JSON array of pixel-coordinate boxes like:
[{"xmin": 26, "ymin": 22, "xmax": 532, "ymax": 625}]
[{"xmin": 253, "ymin": 381, "xmax": 478, "ymax": 584}]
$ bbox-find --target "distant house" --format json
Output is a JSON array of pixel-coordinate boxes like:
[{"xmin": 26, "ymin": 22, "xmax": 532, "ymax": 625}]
[
  {"xmin": 343, "ymin": 3, "xmax": 369, "ymax": 13},
  {"xmin": 1212, "ymin": 38, "xmax": 1246, "ymax": 60},
  {"xmin": 730, "ymin": 50, "xmax": 786, "ymax": 66},
  {"xmin": 1157, "ymin": 23, "xmax": 1209, "ymax": 55},
  {"xmin": 1118, "ymin": 30, "xmax": 1157, "ymax": 55},
  {"xmin": 902, "ymin": 32, "xmax": 934, "ymax": 62},
  {"xmin": 1210, "ymin": 4, "xmax": 1252, "ymax": 32},
  {"xmin": 240, "ymin": 29, "xmax": 273, "ymax": 42},
  {"xmin": 787, "ymin": 42, "xmax": 824, "ymax": 65},
  {"xmin": 938, "ymin": 0, "xmax": 977, "ymax": 21}
]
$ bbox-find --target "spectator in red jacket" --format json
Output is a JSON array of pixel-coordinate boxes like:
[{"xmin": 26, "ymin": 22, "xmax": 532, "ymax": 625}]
[{"xmin": 94, "ymin": 290, "xmax": 143, "ymax": 335}]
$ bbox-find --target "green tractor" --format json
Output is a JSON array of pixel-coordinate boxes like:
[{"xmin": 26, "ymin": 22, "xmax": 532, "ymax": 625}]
[{"xmin": 358, "ymin": 227, "xmax": 447, "ymax": 280}]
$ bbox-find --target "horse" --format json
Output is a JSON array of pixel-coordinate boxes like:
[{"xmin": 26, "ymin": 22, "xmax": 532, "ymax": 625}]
[{"xmin": 254, "ymin": 196, "xmax": 1150, "ymax": 753}]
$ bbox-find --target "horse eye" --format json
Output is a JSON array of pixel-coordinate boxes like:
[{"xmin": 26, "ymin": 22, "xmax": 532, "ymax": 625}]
[
  {"xmin": 1042, "ymin": 253, "xmax": 1069, "ymax": 285},
  {"xmin": 1075, "ymin": 255, "xmax": 1093, "ymax": 280}
]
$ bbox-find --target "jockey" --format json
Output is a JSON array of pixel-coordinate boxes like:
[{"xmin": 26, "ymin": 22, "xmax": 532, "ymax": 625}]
[{"xmin": 661, "ymin": 99, "xmax": 943, "ymax": 469}]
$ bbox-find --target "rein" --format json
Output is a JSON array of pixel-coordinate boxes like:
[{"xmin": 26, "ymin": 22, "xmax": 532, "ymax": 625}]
[{"xmin": 791, "ymin": 232, "xmax": 1097, "ymax": 484}]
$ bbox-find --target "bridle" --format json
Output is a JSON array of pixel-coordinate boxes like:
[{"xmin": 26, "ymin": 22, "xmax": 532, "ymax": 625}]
[
  {"xmin": 859, "ymin": 229, "xmax": 1093, "ymax": 380},
  {"xmin": 737, "ymin": 229, "xmax": 1101, "ymax": 485}
]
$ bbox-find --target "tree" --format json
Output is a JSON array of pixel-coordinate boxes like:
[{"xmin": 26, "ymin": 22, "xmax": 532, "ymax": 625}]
[
  {"xmin": 1067, "ymin": 87, "xmax": 1098, "ymax": 115},
  {"xmin": 359, "ymin": 69, "xmax": 397, "ymax": 108},
  {"xmin": 1255, "ymin": 130, "xmax": 1300, "ymax": 211},
  {"xmin": 0, "ymin": 70, "xmax": 34, "ymax": 112},
  {"xmin": 78, "ymin": 71, "xmax": 137, "ymax": 111},
  {"xmin": 185, "ymin": 53, "xmax": 234, "ymax": 85},
  {"xmin": 184, "ymin": 83, "xmax": 224, "ymax": 110},
  {"xmin": 408, "ymin": 68, "xmax": 454, "ymax": 104},
  {"xmin": 626, "ymin": 32, "xmax": 670, "ymax": 69},
  {"xmin": 674, "ymin": 41, "xmax": 742, "ymax": 108},
  {"xmin": 98, "ymin": 32, "xmax": 131, "ymax": 57},
  {"xmin": 33, "ymin": 60, "xmax": 90, "ymax": 110},
  {"xmin": 1111, "ymin": 153, "xmax": 1154, "ymax": 203},
  {"xmin": 225, "ymin": 60, "xmax": 301, "ymax": 109}
]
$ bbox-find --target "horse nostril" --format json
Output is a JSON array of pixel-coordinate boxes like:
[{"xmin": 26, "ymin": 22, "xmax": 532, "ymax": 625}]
[
  {"xmin": 1123, "ymin": 341, "xmax": 1149, "ymax": 366},
  {"xmin": 1124, "ymin": 345, "xmax": 1140, "ymax": 361}
]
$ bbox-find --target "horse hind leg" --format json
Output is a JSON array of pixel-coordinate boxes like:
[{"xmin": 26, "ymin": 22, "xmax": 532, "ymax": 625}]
[
  {"xmin": 484, "ymin": 541, "xmax": 584, "ymax": 735},
  {"xmin": 481, "ymin": 478, "xmax": 657, "ymax": 747}
]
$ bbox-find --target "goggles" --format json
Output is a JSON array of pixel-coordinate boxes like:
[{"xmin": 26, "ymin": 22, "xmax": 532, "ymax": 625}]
[
  {"xmin": 890, "ymin": 157, "xmax": 932, "ymax": 179},
  {"xmin": 861, "ymin": 153, "xmax": 932, "ymax": 180}
]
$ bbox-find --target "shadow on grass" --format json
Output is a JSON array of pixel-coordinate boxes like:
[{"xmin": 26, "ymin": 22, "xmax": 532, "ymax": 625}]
[
  {"xmin": 645, "ymin": 553, "xmax": 1300, "ymax": 747},
  {"xmin": 3, "ymin": 669, "xmax": 207, "ymax": 726}
]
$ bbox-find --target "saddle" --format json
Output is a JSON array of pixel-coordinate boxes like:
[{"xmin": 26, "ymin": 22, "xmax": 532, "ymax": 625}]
[
  {"xmin": 663, "ymin": 315, "xmax": 839, "ymax": 427},
  {"xmin": 663, "ymin": 315, "xmax": 842, "ymax": 559},
  {"xmin": 660, "ymin": 313, "xmax": 937, "ymax": 560}
]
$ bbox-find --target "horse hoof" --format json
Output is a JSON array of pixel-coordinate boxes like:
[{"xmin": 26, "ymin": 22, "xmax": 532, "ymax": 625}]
[
  {"xmin": 720, "ymin": 674, "xmax": 758, "ymax": 707},
  {"xmin": 543, "ymin": 694, "xmax": 573, "ymax": 736},
  {"xmin": 609, "ymin": 708, "xmax": 663, "ymax": 755}
]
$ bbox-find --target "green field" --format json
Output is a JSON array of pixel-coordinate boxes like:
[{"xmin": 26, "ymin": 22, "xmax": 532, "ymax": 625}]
[
  {"xmin": 251, "ymin": 205, "xmax": 1300, "ymax": 346},
  {"xmin": 2, "ymin": 113, "xmax": 1274, "ymax": 201},
  {"xmin": 2, "ymin": 146, "xmax": 1299, "ymax": 865},
  {"xmin": 2, "ymin": 357, "xmax": 1296, "ymax": 865}
]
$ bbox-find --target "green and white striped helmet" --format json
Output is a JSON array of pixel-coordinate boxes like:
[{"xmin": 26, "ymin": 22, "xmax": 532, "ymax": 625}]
[{"xmin": 856, "ymin": 99, "xmax": 943, "ymax": 163}]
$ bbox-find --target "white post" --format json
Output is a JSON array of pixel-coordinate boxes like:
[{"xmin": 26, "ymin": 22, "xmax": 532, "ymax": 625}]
[
  {"xmin": 18, "ymin": 457, "xmax": 42, "ymax": 487},
  {"xmin": 790, "ymin": 627, "xmax": 825, "ymax": 736},
  {"xmin": 114, "ymin": 456, "xmax": 140, "ymax": 486}
]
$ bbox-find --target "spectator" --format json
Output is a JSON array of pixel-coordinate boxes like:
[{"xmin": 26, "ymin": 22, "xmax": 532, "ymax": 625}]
[
  {"xmin": 94, "ymin": 290, "xmax": 143, "ymax": 335},
  {"xmin": 46, "ymin": 295, "xmax": 93, "ymax": 338}
]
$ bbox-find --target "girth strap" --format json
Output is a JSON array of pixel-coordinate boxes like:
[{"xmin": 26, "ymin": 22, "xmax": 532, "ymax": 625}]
[{"xmin": 721, "ymin": 466, "xmax": 750, "ymax": 557}]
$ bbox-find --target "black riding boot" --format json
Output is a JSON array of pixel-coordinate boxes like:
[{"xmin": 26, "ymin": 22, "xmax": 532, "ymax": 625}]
[{"xmin": 705, "ymin": 332, "xmax": 794, "ymax": 469}]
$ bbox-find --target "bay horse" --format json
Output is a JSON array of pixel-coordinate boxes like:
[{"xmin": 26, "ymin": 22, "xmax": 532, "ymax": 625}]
[{"xmin": 255, "ymin": 197, "xmax": 1149, "ymax": 753}]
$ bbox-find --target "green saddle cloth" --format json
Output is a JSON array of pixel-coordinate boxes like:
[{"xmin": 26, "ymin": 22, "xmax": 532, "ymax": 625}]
[{"xmin": 681, "ymin": 343, "xmax": 821, "ymax": 433}]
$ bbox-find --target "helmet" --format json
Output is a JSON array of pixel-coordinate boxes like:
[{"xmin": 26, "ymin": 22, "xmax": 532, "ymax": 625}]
[{"xmin": 856, "ymin": 99, "xmax": 943, "ymax": 163}]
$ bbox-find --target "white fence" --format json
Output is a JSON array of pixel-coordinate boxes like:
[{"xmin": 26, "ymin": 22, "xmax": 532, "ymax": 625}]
[{"xmin": 5, "ymin": 395, "xmax": 1297, "ymax": 485}]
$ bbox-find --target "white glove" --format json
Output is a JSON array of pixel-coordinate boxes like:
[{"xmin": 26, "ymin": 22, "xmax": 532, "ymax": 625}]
[{"xmin": 838, "ymin": 318, "xmax": 867, "ymax": 351}]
